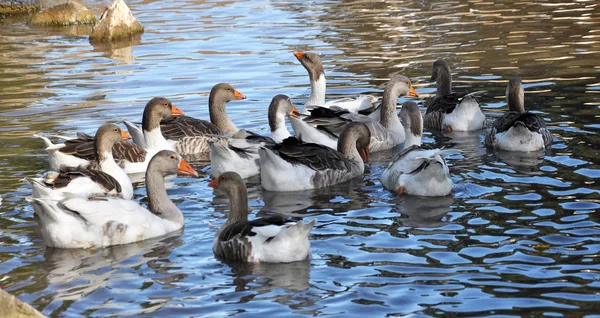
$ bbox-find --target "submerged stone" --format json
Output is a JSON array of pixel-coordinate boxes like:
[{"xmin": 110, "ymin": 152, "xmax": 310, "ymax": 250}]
[
  {"xmin": 89, "ymin": 0, "xmax": 143, "ymax": 43},
  {"xmin": 0, "ymin": 288, "xmax": 45, "ymax": 317},
  {"xmin": 30, "ymin": 1, "xmax": 95, "ymax": 26},
  {"xmin": 0, "ymin": 0, "xmax": 40, "ymax": 17}
]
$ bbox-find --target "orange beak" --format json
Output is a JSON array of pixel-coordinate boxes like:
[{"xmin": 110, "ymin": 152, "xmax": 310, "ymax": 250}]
[
  {"xmin": 360, "ymin": 146, "xmax": 370, "ymax": 163},
  {"xmin": 121, "ymin": 130, "xmax": 132, "ymax": 140},
  {"xmin": 408, "ymin": 85, "xmax": 419, "ymax": 98},
  {"xmin": 171, "ymin": 104, "xmax": 185, "ymax": 116},
  {"xmin": 177, "ymin": 158, "xmax": 198, "ymax": 177},
  {"xmin": 208, "ymin": 178, "xmax": 219, "ymax": 188},
  {"xmin": 293, "ymin": 51, "xmax": 305, "ymax": 61},
  {"xmin": 290, "ymin": 102, "xmax": 300, "ymax": 118},
  {"xmin": 233, "ymin": 89, "xmax": 246, "ymax": 100}
]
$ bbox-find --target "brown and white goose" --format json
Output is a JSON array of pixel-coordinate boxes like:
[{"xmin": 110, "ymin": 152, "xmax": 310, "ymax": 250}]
[
  {"xmin": 294, "ymin": 51, "xmax": 378, "ymax": 114},
  {"xmin": 485, "ymin": 77, "xmax": 553, "ymax": 151},
  {"xmin": 36, "ymin": 97, "xmax": 184, "ymax": 174},
  {"xmin": 289, "ymin": 75, "xmax": 418, "ymax": 151},
  {"xmin": 28, "ymin": 150, "xmax": 198, "ymax": 249},
  {"xmin": 160, "ymin": 83, "xmax": 246, "ymax": 156},
  {"xmin": 259, "ymin": 122, "xmax": 371, "ymax": 191},
  {"xmin": 209, "ymin": 94, "xmax": 300, "ymax": 178},
  {"xmin": 29, "ymin": 124, "xmax": 134, "ymax": 200},
  {"xmin": 424, "ymin": 59, "xmax": 486, "ymax": 132},
  {"xmin": 209, "ymin": 171, "xmax": 316, "ymax": 263}
]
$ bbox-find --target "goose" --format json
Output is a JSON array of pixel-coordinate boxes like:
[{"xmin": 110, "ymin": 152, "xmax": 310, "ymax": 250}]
[
  {"xmin": 28, "ymin": 124, "xmax": 134, "ymax": 200},
  {"xmin": 160, "ymin": 83, "xmax": 246, "ymax": 156},
  {"xmin": 484, "ymin": 77, "xmax": 553, "ymax": 151},
  {"xmin": 290, "ymin": 75, "xmax": 419, "ymax": 151},
  {"xmin": 293, "ymin": 51, "xmax": 379, "ymax": 114},
  {"xmin": 28, "ymin": 150, "xmax": 198, "ymax": 249},
  {"xmin": 259, "ymin": 122, "xmax": 370, "ymax": 191},
  {"xmin": 424, "ymin": 59, "xmax": 486, "ymax": 132},
  {"xmin": 209, "ymin": 171, "xmax": 316, "ymax": 263},
  {"xmin": 381, "ymin": 101, "xmax": 454, "ymax": 196},
  {"xmin": 36, "ymin": 97, "xmax": 184, "ymax": 174},
  {"xmin": 209, "ymin": 94, "xmax": 300, "ymax": 178}
]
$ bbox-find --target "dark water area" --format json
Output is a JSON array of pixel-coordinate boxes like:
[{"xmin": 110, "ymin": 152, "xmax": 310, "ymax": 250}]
[{"xmin": 1, "ymin": 0, "xmax": 599, "ymax": 316}]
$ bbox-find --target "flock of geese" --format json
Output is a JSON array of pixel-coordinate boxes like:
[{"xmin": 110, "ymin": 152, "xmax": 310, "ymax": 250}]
[{"xmin": 27, "ymin": 52, "xmax": 553, "ymax": 263}]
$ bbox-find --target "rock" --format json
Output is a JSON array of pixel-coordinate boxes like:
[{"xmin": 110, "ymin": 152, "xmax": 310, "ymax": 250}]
[
  {"xmin": 0, "ymin": 288, "xmax": 45, "ymax": 318},
  {"xmin": 0, "ymin": 0, "xmax": 40, "ymax": 17},
  {"xmin": 89, "ymin": 0, "xmax": 143, "ymax": 43},
  {"xmin": 30, "ymin": 1, "xmax": 95, "ymax": 26}
]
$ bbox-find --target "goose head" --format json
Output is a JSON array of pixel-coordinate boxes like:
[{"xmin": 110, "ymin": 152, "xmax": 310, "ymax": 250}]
[
  {"xmin": 269, "ymin": 94, "xmax": 300, "ymax": 123},
  {"xmin": 431, "ymin": 59, "xmax": 452, "ymax": 96},
  {"xmin": 210, "ymin": 83, "xmax": 246, "ymax": 104},
  {"xmin": 142, "ymin": 97, "xmax": 183, "ymax": 132},
  {"xmin": 209, "ymin": 83, "xmax": 246, "ymax": 133},
  {"xmin": 338, "ymin": 122, "xmax": 371, "ymax": 163},
  {"xmin": 208, "ymin": 171, "xmax": 249, "ymax": 222},
  {"xmin": 293, "ymin": 51, "xmax": 325, "ymax": 82},
  {"xmin": 148, "ymin": 150, "xmax": 198, "ymax": 177},
  {"xmin": 386, "ymin": 75, "xmax": 419, "ymax": 98},
  {"xmin": 94, "ymin": 123, "xmax": 131, "ymax": 160}
]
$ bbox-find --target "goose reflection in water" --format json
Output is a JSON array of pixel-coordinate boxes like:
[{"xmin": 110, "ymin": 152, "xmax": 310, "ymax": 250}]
[
  {"xmin": 490, "ymin": 149, "xmax": 547, "ymax": 174},
  {"xmin": 40, "ymin": 234, "xmax": 184, "ymax": 302},
  {"xmin": 391, "ymin": 194, "xmax": 455, "ymax": 230},
  {"xmin": 220, "ymin": 258, "xmax": 311, "ymax": 293}
]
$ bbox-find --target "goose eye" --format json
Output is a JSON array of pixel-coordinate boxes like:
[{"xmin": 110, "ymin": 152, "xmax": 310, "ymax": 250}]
[
  {"xmin": 114, "ymin": 128, "xmax": 119, "ymax": 132},
  {"xmin": 170, "ymin": 155, "xmax": 176, "ymax": 160}
]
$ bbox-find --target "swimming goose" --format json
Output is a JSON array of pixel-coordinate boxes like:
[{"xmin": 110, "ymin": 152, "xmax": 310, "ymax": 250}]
[
  {"xmin": 36, "ymin": 97, "xmax": 183, "ymax": 174},
  {"xmin": 424, "ymin": 59, "xmax": 486, "ymax": 132},
  {"xmin": 381, "ymin": 102, "xmax": 454, "ymax": 196},
  {"xmin": 484, "ymin": 77, "xmax": 553, "ymax": 151},
  {"xmin": 294, "ymin": 51, "xmax": 378, "ymax": 114},
  {"xmin": 209, "ymin": 171, "xmax": 316, "ymax": 263},
  {"xmin": 290, "ymin": 75, "xmax": 419, "ymax": 151},
  {"xmin": 28, "ymin": 150, "xmax": 198, "ymax": 249},
  {"xmin": 260, "ymin": 122, "xmax": 370, "ymax": 191},
  {"xmin": 210, "ymin": 94, "xmax": 300, "ymax": 178},
  {"xmin": 161, "ymin": 83, "xmax": 246, "ymax": 156},
  {"xmin": 29, "ymin": 124, "xmax": 134, "ymax": 200}
]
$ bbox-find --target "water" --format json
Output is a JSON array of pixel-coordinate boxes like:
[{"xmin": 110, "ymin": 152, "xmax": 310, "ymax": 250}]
[{"xmin": 1, "ymin": 0, "xmax": 600, "ymax": 316}]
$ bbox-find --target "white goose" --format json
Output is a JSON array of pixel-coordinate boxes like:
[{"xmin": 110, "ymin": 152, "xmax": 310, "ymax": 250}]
[
  {"xmin": 28, "ymin": 124, "xmax": 134, "ymax": 200},
  {"xmin": 28, "ymin": 150, "xmax": 198, "ymax": 249},
  {"xmin": 209, "ymin": 171, "xmax": 316, "ymax": 263},
  {"xmin": 294, "ymin": 51, "xmax": 379, "ymax": 114},
  {"xmin": 381, "ymin": 102, "xmax": 454, "ymax": 197},
  {"xmin": 209, "ymin": 95, "xmax": 300, "ymax": 178},
  {"xmin": 36, "ymin": 97, "xmax": 184, "ymax": 174},
  {"xmin": 260, "ymin": 122, "xmax": 370, "ymax": 191},
  {"xmin": 290, "ymin": 75, "xmax": 419, "ymax": 151},
  {"xmin": 485, "ymin": 77, "xmax": 553, "ymax": 151},
  {"xmin": 423, "ymin": 59, "xmax": 486, "ymax": 132}
]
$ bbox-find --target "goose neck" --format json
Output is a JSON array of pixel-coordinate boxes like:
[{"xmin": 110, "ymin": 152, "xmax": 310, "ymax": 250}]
[
  {"xmin": 307, "ymin": 74, "xmax": 326, "ymax": 107},
  {"xmin": 146, "ymin": 170, "xmax": 183, "ymax": 225},
  {"xmin": 209, "ymin": 97, "xmax": 237, "ymax": 133}
]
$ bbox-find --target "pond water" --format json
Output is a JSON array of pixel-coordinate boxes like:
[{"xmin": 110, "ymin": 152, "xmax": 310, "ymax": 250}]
[{"xmin": 1, "ymin": 0, "xmax": 600, "ymax": 316}]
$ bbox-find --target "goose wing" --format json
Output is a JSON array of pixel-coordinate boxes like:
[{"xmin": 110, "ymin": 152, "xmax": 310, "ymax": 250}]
[
  {"xmin": 425, "ymin": 93, "xmax": 459, "ymax": 114},
  {"xmin": 50, "ymin": 166, "xmax": 122, "ymax": 193},
  {"xmin": 267, "ymin": 137, "xmax": 350, "ymax": 171},
  {"xmin": 160, "ymin": 116, "xmax": 222, "ymax": 140}
]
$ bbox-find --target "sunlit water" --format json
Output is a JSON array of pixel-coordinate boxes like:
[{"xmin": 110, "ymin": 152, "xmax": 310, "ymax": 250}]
[{"xmin": 1, "ymin": 0, "xmax": 600, "ymax": 316}]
